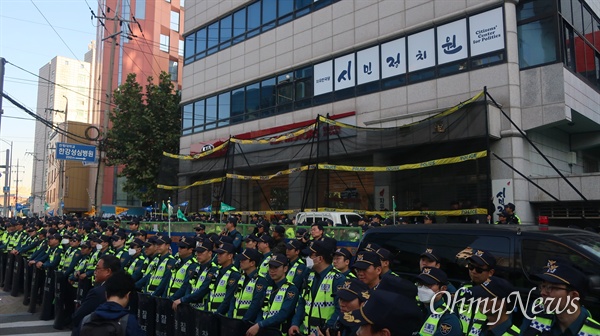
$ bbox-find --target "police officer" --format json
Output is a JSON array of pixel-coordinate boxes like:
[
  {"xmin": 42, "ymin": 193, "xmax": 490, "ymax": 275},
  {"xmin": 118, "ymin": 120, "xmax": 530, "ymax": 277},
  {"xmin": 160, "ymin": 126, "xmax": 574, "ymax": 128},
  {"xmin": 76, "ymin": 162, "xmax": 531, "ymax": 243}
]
[
  {"xmin": 135, "ymin": 235, "xmax": 159, "ymax": 290},
  {"xmin": 331, "ymin": 278, "xmax": 370, "ymax": 336},
  {"xmin": 456, "ymin": 249, "xmax": 496, "ymax": 336},
  {"xmin": 352, "ymin": 251, "xmax": 382, "ymax": 289},
  {"xmin": 125, "ymin": 238, "xmax": 147, "ymax": 282},
  {"xmin": 111, "ymin": 231, "xmax": 131, "ymax": 267},
  {"xmin": 495, "ymin": 211, "xmax": 509, "ymax": 225},
  {"xmin": 470, "ymin": 276, "xmax": 519, "ymax": 335},
  {"xmin": 376, "ymin": 247, "xmax": 399, "ymax": 277},
  {"xmin": 126, "ymin": 218, "xmax": 140, "ymax": 246},
  {"xmin": 194, "ymin": 224, "xmax": 207, "ymax": 240},
  {"xmin": 332, "ymin": 247, "xmax": 355, "ymax": 279},
  {"xmin": 244, "ymin": 234, "xmax": 259, "ymax": 250},
  {"xmin": 419, "ymin": 248, "xmax": 457, "ymax": 293},
  {"xmin": 229, "ymin": 248, "xmax": 268, "ymax": 322},
  {"xmin": 285, "ymin": 239, "xmax": 308, "ymax": 288},
  {"xmin": 166, "ymin": 236, "xmax": 197, "ymax": 300},
  {"xmin": 503, "ymin": 203, "xmax": 520, "ymax": 224},
  {"xmin": 247, "ymin": 253, "xmax": 298, "ymax": 336},
  {"xmin": 208, "ymin": 242, "xmax": 241, "ymax": 314},
  {"xmin": 172, "ymin": 240, "xmax": 218, "ymax": 311},
  {"xmin": 289, "ymin": 241, "xmax": 345, "ymax": 336},
  {"xmin": 257, "ymin": 235, "xmax": 273, "ymax": 278},
  {"xmin": 522, "ymin": 259, "xmax": 600, "ymax": 336},
  {"xmin": 271, "ymin": 225, "xmax": 287, "ymax": 255},
  {"xmin": 417, "ymin": 267, "xmax": 461, "ymax": 336},
  {"xmin": 223, "ymin": 217, "xmax": 243, "ymax": 252},
  {"xmin": 144, "ymin": 234, "xmax": 176, "ymax": 297}
]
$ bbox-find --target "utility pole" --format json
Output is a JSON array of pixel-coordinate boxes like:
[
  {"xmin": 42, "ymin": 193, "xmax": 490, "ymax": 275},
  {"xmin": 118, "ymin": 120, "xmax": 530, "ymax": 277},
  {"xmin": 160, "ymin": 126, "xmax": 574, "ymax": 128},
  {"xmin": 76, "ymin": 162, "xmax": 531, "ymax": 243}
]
[
  {"xmin": 95, "ymin": 0, "xmax": 122, "ymax": 219},
  {"xmin": 59, "ymin": 96, "xmax": 68, "ymax": 216},
  {"xmin": 1, "ymin": 140, "xmax": 12, "ymax": 216},
  {"xmin": 0, "ymin": 57, "xmax": 6, "ymax": 137},
  {"xmin": 12, "ymin": 159, "xmax": 23, "ymax": 218}
]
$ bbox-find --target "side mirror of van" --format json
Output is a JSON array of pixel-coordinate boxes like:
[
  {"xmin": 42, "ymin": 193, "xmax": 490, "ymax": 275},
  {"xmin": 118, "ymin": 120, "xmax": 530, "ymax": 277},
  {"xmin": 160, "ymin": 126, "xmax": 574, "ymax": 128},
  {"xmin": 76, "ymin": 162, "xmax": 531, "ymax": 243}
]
[{"xmin": 589, "ymin": 275, "xmax": 600, "ymax": 294}]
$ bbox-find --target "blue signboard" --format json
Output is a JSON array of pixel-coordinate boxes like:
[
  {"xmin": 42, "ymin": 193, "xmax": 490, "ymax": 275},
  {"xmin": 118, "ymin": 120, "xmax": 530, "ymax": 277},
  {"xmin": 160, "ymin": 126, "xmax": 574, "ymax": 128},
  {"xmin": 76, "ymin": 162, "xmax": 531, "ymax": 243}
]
[{"xmin": 56, "ymin": 142, "xmax": 96, "ymax": 162}]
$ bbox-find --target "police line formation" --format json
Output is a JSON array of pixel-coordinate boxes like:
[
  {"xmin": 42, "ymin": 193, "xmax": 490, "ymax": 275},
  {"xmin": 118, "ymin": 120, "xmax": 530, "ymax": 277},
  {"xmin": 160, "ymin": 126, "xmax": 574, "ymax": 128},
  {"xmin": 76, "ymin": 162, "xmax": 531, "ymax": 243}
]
[{"xmin": 1, "ymin": 215, "xmax": 599, "ymax": 336}]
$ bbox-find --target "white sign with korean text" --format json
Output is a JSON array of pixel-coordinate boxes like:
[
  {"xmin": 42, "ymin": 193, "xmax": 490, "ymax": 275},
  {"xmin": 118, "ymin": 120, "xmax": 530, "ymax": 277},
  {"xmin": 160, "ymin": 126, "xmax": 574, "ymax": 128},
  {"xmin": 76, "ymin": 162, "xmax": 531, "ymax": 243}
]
[
  {"xmin": 380, "ymin": 37, "xmax": 406, "ymax": 79},
  {"xmin": 313, "ymin": 60, "xmax": 333, "ymax": 96},
  {"xmin": 375, "ymin": 186, "xmax": 390, "ymax": 211},
  {"xmin": 469, "ymin": 7, "xmax": 504, "ymax": 56},
  {"xmin": 437, "ymin": 19, "xmax": 468, "ymax": 64},
  {"xmin": 334, "ymin": 53, "xmax": 356, "ymax": 90},
  {"xmin": 491, "ymin": 179, "xmax": 513, "ymax": 215},
  {"xmin": 408, "ymin": 28, "xmax": 436, "ymax": 72},
  {"xmin": 357, "ymin": 46, "xmax": 380, "ymax": 85}
]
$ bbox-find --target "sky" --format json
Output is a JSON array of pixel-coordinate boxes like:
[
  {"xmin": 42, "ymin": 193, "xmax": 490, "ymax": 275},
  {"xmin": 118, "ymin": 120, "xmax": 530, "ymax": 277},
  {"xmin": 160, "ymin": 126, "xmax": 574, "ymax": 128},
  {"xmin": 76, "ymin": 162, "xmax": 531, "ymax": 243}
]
[{"xmin": 0, "ymin": 0, "xmax": 97, "ymax": 202}]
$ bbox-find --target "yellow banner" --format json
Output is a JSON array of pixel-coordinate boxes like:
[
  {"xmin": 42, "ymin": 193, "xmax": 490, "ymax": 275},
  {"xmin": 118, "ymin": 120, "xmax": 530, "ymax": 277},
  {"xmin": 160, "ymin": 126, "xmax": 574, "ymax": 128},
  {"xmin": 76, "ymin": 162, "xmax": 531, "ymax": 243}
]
[
  {"xmin": 230, "ymin": 123, "xmax": 317, "ymax": 144},
  {"xmin": 318, "ymin": 90, "xmax": 484, "ymax": 130},
  {"xmin": 318, "ymin": 150, "xmax": 487, "ymax": 172},
  {"xmin": 163, "ymin": 140, "xmax": 230, "ymax": 160},
  {"xmin": 157, "ymin": 177, "xmax": 226, "ymax": 190},
  {"xmin": 227, "ymin": 165, "xmax": 316, "ymax": 181}
]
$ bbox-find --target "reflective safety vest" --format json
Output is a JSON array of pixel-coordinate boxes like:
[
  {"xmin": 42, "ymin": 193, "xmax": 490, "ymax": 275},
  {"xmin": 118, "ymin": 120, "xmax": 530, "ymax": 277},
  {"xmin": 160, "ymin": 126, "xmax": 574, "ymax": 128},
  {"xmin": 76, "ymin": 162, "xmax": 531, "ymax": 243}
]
[
  {"xmin": 189, "ymin": 262, "xmax": 218, "ymax": 310},
  {"xmin": 143, "ymin": 255, "xmax": 160, "ymax": 277},
  {"xmin": 71, "ymin": 254, "xmax": 90, "ymax": 288},
  {"xmin": 527, "ymin": 313, "xmax": 600, "ymax": 336},
  {"xmin": 420, "ymin": 302, "xmax": 450, "ymax": 336},
  {"xmin": 8, "ymin": 231, "xmax": 21, "ymax": 250},
  {"xmin": 258, "ymin": 253, "xmax": 272, "ymax": 278},
  {"xmin": 47, "ymin": 245, "xmax": 62, "ymax": 268},
  {"xmin": 232, "ymin": 273, "xmax": 260, "ymax": 319},
  {"xmin": 20, "ymin": 235, "xmax": 37, "ymax": 257},
  {"xmin": 457, "ymin": 285, "xmax": 487, "ymax": 335},
  {"xmin": 262, "ymin": 281, "xmax": 294, "ymax": 333},
  {"xmin": 114, "ymin": 247, "xmax": 126, "ymax": 262},
  {"xmin": 167, "ymin": 257, "xmax": 195, "ymax": 297},
  {"xmin": 59, "ymin": 246, "xmax": 80, "ymax": 271},
  {"xmin": 208, "ymin": 264, "xmax": 239, "ymax": 312},
  {"xmin": 126, "ymin": 254, "xmax": 147, "ymax": 275},
  {"xmin": 146, "ymin": 254, "xmax": 174, "ymax": 294},
  {"xmin": 286, "ymin": 258, "xmax": 305, "ymax": 283},
  {"xmin": 302, "ymin": 269, "xmax": 338, "ymax": 335}
]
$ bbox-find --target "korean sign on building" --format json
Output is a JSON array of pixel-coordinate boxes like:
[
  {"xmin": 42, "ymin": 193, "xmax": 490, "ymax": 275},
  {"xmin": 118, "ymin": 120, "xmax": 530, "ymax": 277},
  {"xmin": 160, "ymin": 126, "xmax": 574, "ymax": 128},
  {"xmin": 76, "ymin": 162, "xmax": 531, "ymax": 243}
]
[
  {"xmin": 314, "ymin": 7, "xmax": 504, "ymax": 95},
  {"xmin": 56, "ymin": 142, "xmax": 97, "ymax": 163}
]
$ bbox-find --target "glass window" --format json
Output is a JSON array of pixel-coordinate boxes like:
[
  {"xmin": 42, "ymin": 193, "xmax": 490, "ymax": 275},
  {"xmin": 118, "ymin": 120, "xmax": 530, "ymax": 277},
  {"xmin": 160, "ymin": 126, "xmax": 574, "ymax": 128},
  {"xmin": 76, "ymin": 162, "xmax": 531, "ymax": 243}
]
[
  {"xmin": 182, "ymin": 103, "xmax": 193, "ymax": 129},
  {"xmin": 231, "ymin": 87, "xmax": 245, "ymax": 124},
  {"xmin": 517, "ymin": 18, "xmax": 558, "ymax": 68},
  {"xmin": 583, "ymin": 7, "xmax": 593, "ymax": 37},
  {"xmin": 220, "ymin": 15, "xmax": 232, "ymax": 47},
  {"xmin": 193, "ymin": 100, "xmax": 205, "ymax": 128},
  {"xmin": 160, "ymin": 34, "xmax": 170, "ymax": 52},
  {"xmin": 196, "ymin": 28, "xmax": 207, "ymax": 55},
  {"xmin": 205, "ymin": 96, "xmax": 218, "ymax": 128},
  {"xmin": 170, "ymin": 11, "xmax": 180, "ymax": 32},
  {"xmin": 564, "ymin": 26, "xmax": 575, "ymax": 70},
  {"xmin": 279, "ymin": 0, "xmax": 294, "ymax": 23},
  {"xmin": 178, "ymin": 40, "xmax": 184, "ymax": 56},
  {"xmin": 169, "ymin": 61, "xmax": 178, "ymax": 81},
  {"xmin": 517, "ymin": 0, "xmax": 555, "ymax": 22},
  {"xmin": 260, "ymin": 77, "xmax": 276, "ymax": 109},
  {"xmin": 247, "ymin": 2, "xmax": 261, "ymax": 32},
  {"xmin": 233, "ymin": 8, "xmax": 246, "ymax": 40},
  {"xmin": 262, "ymin": 0, "xmax": 277, "ymax": 26},
  {"xmin": 207, "ymin": 22, "xmax": 219, "ymax": 51},
  {"xmin": 245, "ymin": 83, "xmax": 260, "ymax": 116},
  {"xmin": 560, "ymin": 0, "xmax": 572, "ymax": 23},
  {"xmin": 295, "ymin": 78, "xmax": 312, "ymax": 101},
  {"xmin": 594, "ymin": 18, "xmax": 600, "ymax": 52},
  {"xmin": 295, "ymin": 0, "xmax": 311, "ymax": 10},
  {"xmin": 180, "ymin": 0, "xmax": 184, "ymax": 7},
  {"xmin": 218, "ymin": 92, "xmax": 231, "ymax": 127},
  {"xmin": 277, "ymin": 83, "xmax": 293, "ymax": 105},
  {"xmin": 572, "ymin": 1, "xmax": 584, "ymax": 34},
  {"xmin": 135, "ymin": 0, "xmax": 146, "ymax": 20},
  {"xmin": 184, "ymin": 34, "xmax": 195, "ymax": 60}
]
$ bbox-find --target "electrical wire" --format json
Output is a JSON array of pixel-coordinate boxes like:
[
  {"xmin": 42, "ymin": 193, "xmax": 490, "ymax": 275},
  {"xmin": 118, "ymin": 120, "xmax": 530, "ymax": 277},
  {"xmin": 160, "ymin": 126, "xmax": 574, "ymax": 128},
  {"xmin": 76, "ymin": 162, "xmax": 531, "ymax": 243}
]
[
  {"xmin": 30, "ymin": 0, "xmax": 87, "ymax": 67},
  {"xmin": 2, "ymin": 91, "xmax": 95, "ymax": 145}
]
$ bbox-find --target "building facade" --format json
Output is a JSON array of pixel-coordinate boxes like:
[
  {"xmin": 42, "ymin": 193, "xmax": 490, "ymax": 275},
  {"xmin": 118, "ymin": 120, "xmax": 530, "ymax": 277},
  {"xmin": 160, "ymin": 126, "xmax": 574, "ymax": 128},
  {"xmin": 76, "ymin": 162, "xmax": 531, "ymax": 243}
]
[
  {"xmin": 31, "ymin": 49, "xmax": 94, "ymax": 216},
  {"xmin": 93, "ymin": 0, "xmax": 186, "ymax": 209},
  {"xmin": 178, "ymin": 0, "xmax": 600, "ymax": 226}
]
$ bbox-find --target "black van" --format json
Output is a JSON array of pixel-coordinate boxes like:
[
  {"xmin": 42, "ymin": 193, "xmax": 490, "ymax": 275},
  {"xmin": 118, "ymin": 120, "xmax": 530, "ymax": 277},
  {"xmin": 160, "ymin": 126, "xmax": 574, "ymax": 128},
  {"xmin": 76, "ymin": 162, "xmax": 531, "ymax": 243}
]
[{"xmin": 360, "ymin": 224, "xmax": 600, "ymax": 318}]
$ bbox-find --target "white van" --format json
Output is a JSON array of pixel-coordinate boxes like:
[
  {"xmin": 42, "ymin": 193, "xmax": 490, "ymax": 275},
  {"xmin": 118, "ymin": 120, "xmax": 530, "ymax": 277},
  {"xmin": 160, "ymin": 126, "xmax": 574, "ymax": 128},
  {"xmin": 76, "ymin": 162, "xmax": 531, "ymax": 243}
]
[{"xmin": 295, "ymin": 212, "xmax": 363, "ymax": 226}]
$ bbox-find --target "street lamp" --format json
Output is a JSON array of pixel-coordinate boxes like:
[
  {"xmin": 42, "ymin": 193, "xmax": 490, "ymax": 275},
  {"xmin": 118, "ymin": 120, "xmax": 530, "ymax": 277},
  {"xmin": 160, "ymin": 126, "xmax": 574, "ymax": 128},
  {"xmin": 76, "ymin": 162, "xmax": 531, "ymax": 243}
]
[{"xmin": 0, "ymin": 138, "xmax": 13, "ymax": 217}]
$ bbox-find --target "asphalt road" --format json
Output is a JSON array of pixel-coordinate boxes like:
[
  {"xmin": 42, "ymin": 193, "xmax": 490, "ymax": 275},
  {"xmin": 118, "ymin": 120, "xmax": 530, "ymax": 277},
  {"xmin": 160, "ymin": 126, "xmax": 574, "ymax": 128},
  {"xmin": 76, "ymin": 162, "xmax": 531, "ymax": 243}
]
[{"xmin": 0, "ymin": 291, "xmax": 70, "ymax": 336}]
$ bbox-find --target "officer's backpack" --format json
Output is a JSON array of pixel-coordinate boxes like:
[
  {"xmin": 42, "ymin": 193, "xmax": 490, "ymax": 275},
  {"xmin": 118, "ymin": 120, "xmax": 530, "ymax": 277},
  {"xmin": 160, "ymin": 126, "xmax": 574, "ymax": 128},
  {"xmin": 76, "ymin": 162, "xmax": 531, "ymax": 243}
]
[{"xmin": 80, "ymin": 312, "xmax": 128, "ymax": 336}]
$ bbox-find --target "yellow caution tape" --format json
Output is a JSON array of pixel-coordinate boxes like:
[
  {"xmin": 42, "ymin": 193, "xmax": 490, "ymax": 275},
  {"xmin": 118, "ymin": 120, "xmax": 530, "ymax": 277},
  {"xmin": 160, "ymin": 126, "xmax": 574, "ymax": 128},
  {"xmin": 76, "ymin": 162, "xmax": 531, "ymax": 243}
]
[
  {"xmin": 226, "ymin": 165, "xmax": 316, "ymax": 181},
  {"xmin": 157, "ymin": 177, "xmax": 226, "ymax": 190},
  {"xmin": 230, "ymin": 123, "xmax": 317, "ymax": 144},
  {"xmin": 163, "ymin": 140, "xmax": 230, "ymax": 160}
]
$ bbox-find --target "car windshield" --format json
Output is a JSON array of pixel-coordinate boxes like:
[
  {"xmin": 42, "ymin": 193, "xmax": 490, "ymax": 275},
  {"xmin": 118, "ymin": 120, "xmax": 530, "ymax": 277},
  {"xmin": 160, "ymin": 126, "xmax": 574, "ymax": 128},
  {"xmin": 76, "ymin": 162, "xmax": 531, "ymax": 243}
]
[{"xmin": 566, "ymin": 235, "xmax": 600, "ymax": 259}]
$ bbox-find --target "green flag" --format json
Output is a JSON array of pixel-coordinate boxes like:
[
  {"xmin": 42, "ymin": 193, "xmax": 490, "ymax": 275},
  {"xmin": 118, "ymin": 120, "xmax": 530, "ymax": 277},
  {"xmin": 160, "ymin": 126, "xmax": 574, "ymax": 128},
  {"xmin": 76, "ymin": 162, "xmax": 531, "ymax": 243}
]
[
  {"xmin": 392, "ymin": 197, "xmax": 397, "ymax": 210},
  {"xmin": 220, "ymin": 202, "xmax": 236, "ymax": 212},
  {"xmin": 177, "ymin": 208, "xmax": 188, "ymax": 221},
  {"xmin": 44, "ymin": 202, "xmax": 50, "ymax": 211},
  {"xmin": 161, "ymin": 201, "xmax": 167, "ymax": 213}
]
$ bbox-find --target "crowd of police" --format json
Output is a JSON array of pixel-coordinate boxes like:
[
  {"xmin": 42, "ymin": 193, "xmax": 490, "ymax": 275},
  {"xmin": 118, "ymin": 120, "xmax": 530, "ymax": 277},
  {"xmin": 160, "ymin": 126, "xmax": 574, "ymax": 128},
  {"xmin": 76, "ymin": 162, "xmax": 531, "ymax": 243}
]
[{"xmin": 1, "ymin": 214, "xmax": 599, "ymax": 336}]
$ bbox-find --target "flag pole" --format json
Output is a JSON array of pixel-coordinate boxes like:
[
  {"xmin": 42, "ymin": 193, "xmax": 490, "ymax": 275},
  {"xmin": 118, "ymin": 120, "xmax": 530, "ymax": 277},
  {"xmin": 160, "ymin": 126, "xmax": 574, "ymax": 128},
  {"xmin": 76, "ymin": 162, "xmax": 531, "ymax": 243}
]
[
  {"xmin": 168, "ymin": 198, "xmax": 172, "ymax": 237},
  {"xmin": 392, "ymin": 196, "xmax": 396, "ymax": 225}
]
